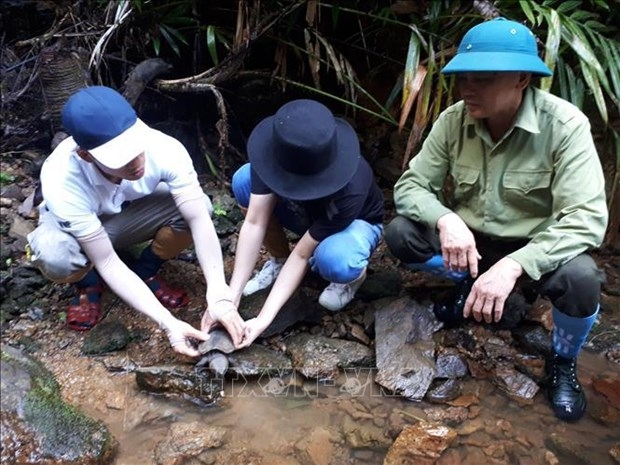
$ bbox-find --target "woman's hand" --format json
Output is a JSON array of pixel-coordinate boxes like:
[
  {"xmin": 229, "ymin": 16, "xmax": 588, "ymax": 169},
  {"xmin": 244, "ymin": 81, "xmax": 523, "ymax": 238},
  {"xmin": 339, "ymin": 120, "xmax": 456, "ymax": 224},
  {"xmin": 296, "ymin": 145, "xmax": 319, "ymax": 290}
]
[
  {"xmin": 238, "ymin": 316, "xmax": 270, "ymax": 349},
  {"xmin": 164, "ymin": 318, "xmax": 209, "ymax": 357},
  {"xmin": 202, "ymin": 300, "xmax": 246, "ymax": 347}
]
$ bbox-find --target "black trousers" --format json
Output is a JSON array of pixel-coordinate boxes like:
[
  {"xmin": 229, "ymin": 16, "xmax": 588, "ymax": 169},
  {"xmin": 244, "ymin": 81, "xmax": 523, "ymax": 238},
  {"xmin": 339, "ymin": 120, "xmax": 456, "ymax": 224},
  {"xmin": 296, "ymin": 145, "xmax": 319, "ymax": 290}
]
[{"xmin": 384, "ymin": 216, "xmax": 605, "ymax": 318}]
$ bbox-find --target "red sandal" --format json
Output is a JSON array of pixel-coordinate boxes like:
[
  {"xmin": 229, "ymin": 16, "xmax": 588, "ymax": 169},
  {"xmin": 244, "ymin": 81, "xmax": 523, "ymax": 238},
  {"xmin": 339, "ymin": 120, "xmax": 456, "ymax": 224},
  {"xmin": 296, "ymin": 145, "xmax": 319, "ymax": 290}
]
[
  {"xmin": 67, "ymin": 285, "xmax": 103, "ymax": 331},
  {"xmin": 145, "ymin": 275, "xmax": 189, "ymax": 309}
]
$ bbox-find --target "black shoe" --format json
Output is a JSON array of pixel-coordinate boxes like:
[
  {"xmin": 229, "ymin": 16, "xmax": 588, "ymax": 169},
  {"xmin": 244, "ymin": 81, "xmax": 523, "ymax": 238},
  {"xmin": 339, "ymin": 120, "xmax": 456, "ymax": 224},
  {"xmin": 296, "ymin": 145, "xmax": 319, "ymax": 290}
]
[
  {"xmin": 547, "ymin": 354, "xmax": 587, "ymax": 422},
  {"xmin": 433, "ymin": 276, "xmax": 474, "ymax": 327}
]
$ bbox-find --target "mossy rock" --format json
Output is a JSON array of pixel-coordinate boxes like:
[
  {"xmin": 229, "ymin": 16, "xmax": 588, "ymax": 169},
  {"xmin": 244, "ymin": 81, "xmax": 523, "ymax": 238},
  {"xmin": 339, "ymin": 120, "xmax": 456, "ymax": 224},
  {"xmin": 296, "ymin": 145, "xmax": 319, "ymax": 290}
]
[{"xmin": 1, "ymin": 344, "xmax": 117, "ymax": 464}]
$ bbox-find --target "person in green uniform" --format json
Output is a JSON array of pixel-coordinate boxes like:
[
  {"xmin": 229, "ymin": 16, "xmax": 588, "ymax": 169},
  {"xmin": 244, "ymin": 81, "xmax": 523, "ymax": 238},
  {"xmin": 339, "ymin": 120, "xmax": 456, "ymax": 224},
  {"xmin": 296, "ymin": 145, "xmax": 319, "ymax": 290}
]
[{"xmin": 385, "ymin": 18, "xmax": 608, "ymax": 422}]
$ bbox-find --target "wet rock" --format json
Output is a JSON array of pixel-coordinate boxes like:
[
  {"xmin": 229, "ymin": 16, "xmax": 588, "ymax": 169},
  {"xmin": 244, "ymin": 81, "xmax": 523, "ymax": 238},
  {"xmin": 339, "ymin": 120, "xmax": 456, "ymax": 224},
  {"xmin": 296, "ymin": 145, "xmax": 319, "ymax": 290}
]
[
  {"xmin": 512, "ymin": 354, "xmax": 546, "ymax": 382},
  {"xmin": 1, "ymin": 183, "xmax": 26, "ymax": 202},
  {"xmin": 294, "ymin": 426, "xmax": 335, "ymax": 465},
  {"xmin": 525, "ymin": 301, "xmax": 553, "ymax": 331},
  {"xmin": 492, "ymin": 365, "xmax": 539, "ymax": 403},
  {"xmin": 154, "ymin": 421, "xmax": 227, "ymax": 465},
  {"xmin": 543, "ymin": 450, "xmax": 560, "ymax": 465},
  {"xmin": 457, "ymin": 417, "xmax": 485, "ymax": 435},
  {"xmin": 286, "ymin": 333, "xmax": 374, "ymax": 380},
  {"xmin": 81, "ymin": 320, "xmax": 130, "ymax": 355},
  {"xmin": 512, "ymin": 325, "xmax": 553, "ymax": 357},
  {"xmin": 227, "ymin": 343, "xmax": 293, "ymax": 377},
  {"xmin": 424, "ymin": 405, "xmax": 469, "ymax": 425},
  {"xmin": 212, "ymin": 448, "xmax": 264, "ymax": 465},
  {"xmin": 341, "ymin": 414, "xmax": 391, "ymax": 450},
  {"xmin": 483, "ymin": 335, "xmax": 516, "ymax": 360},
  {"xmin": 547, "ymin": 433, "xmax": 598, "ymax": 465},
  {"xmin": 348, "ymin": 323, "xmax": 371, "ymax": 345},
  {"xmin": 356, "ymin": 269, "xmax": 402, "ymax": 301},
  {"xmin": 383, "ymin": 422, "xmax": 457, "ymax": 465},
  {"xmin": 425, "ymin": 378, "xmax": 461, "ymax": 404},
  {"xmin": 435, "ymin": 351, "xmax": 468, "ymax": 379},
  {"xmin": 374, "ymin": 298, "xmax": 441, "ymax": 400},
  {"xmin": 134, "ymin": 365, "xmax": 223, "ymax": 406},
  {"xmin": 447, "ymin": 393, "xmax": 479, "ymax": 408},
  {"xmin": 240, "ymin": 288, "xmax": 324, "ymax": 338},
  {"xmin": 592, "ymin": 377, "xmax": 620, "ymax": 407},
  {"xmin": 4, "ymin": 265, "xmax": 47, "ymax": 306},
  {"xmin": 588, "ymin": 390, "xmax": 620, "ymax": 426},
  {"xmin": 212, "ymin": 214, "xmax": 237, "ymax": 235},
  {"xmin": 1, "ymin": 344, "xmax": 117, "ymax": 464},
  {"xmin": 8, "ymin": 215, "xmax": 34, "ymax": 248}
]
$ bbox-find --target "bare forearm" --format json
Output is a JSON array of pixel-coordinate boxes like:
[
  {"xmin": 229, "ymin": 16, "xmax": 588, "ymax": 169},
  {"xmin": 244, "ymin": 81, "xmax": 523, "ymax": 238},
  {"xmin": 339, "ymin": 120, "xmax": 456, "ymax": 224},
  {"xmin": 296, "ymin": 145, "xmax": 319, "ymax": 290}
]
[
  {"xmin": 255, "ymin": 251, "xmax": 308, "ymax": 326},
  {"xmin": 229, "ymin": 221, "xmax": 266, "ymax": 305}
]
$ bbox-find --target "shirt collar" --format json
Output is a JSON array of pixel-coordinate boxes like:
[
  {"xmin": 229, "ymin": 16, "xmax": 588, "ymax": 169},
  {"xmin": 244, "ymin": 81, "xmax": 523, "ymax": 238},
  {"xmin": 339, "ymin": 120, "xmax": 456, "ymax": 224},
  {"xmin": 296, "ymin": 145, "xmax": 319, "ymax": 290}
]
[{"xmin": 462, "ymin": 87, "xmax": 541, "ymax": 135}]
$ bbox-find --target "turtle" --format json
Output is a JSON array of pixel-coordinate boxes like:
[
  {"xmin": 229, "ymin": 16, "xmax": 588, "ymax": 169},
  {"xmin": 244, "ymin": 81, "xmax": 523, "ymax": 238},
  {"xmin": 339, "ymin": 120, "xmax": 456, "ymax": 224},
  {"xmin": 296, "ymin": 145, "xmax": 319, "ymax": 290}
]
[{"xmin": 196, "ymin": 329, "xmax": 236, "ymax": 377}]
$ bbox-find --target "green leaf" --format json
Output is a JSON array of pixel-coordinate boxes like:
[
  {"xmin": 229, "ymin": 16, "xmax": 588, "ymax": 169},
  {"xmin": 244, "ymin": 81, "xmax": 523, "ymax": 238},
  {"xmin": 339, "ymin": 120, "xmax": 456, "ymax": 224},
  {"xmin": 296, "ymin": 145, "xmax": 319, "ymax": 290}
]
[
  {"xmin": 567, "ymin": 10, "xmax": 597, "ymax": 22},
  {"xmin": 162, "ymin": 23, "xmax": 188, "ymax": 46},
  {"xmin": 402, "ymin": 29, "xmax": 421, "ymax": 108},
  {"xmin": 556, "ymin": 57, "xmax": 569, "ymax": 100},
  {"xmin": 159, "ymin": 25, "xmax": 181, "ymax": 57},
  {"xmin": 561, "ymin": 25, "xmax": 605, "ymax": 80},
  {"xmin": 565, "ymin": 63, "xmax": 584, "ymax": 108},
  {"xmin": 556, "ymin": 0, "xmax": 582, "ymax": 14},
  {"xmin": 540, "ymin": 8, "xmax": 561, "ymax": 92},
  {"xmin": 579, "ymin": 60, "xmax": 608, "ymax": 124},
  {"xmin": 605, "ymin": 42, "xmax": 620, "ymax": 107},
  {"xmin": 206, "ymin": 25, "xmax": 219, "ymax": 65},
  {"xmin": 153, "ymin": 36, "xmax": 161, "ymax": 56},
  {"xmin": 519, "ymin": 0, "xmax": 537, "ymax": 25},
  {"xmin": 591, "ymin": 0, "xmax": 610, "ymax": 10}
]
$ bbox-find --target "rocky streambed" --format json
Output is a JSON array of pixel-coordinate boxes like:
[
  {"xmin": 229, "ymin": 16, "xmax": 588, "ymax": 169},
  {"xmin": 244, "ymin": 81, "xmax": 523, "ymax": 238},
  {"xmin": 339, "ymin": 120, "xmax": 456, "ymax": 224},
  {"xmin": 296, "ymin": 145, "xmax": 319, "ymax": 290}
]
[{"xmin": 1, "ymin": 163, "xmax": 620, "ymax": 464}]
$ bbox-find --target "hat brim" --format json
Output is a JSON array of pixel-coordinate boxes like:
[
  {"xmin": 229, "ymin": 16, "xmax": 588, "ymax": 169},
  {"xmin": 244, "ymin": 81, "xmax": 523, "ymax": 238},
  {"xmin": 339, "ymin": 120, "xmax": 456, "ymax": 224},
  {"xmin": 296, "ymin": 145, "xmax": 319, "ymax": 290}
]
[
  {"xmin": 441, "ymin": 52, "xmax": 552, "ymax": 77},
  {"xmin": 248, "ymin": 116, "xmax": 361, "ymax": 201},
  {"xmin": 88, "ymin": 118, "xmax": 150, "ymax": 169}
]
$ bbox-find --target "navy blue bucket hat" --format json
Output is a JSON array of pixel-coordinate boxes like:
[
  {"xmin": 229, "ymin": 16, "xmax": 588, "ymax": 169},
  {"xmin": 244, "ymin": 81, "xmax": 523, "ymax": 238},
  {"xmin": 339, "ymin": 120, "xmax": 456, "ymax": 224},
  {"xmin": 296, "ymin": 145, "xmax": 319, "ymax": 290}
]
[
  {"xmin": 441, "ymin": 18, "xmax": 552, "ymax": 77},
  {"xmin": 247, "ymin": 99, "xmax": 361, "ymax": 201},
  {"xmin": 62, "ymin": 86, "xmax": 149, "ymax": 169}
]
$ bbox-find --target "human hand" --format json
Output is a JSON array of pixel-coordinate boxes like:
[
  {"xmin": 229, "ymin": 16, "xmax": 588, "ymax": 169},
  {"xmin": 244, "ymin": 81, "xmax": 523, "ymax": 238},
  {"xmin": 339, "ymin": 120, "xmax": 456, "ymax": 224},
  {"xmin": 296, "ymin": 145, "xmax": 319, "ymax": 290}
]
[
  {"xmin": 238, "ymin": 316, "xmax": 270, "ymax": 349},
  {"xmin": 164, "ymin": 318, "xmax": 209, "ymax": 357},
  {"xmin": 463, "ymin": 257, "xmax": 523, "ymax": 323},
  {"xmin": 437, "ymin": 213, "xmax": 481, "ymax": 277},
  {"xmin": 203, "ymin": 300, "xmax": 246, "ymax": 347}
]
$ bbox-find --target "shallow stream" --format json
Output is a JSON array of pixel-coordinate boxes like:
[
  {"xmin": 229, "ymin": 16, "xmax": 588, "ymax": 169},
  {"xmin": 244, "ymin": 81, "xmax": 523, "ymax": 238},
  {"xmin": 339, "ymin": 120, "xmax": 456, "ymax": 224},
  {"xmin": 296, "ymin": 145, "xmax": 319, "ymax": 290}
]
[{"xmin": 63, "ymin": 350, "xmax": 619, "ymax": 465}]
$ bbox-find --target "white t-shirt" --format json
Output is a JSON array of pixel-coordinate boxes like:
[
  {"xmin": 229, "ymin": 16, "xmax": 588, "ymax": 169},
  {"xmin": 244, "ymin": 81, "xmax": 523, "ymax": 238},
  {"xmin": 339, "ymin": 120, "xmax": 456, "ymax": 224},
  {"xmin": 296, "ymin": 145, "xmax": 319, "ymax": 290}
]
[{"xmin": 40, "ymin": 126, "xmax": 202, "ymax": 238}]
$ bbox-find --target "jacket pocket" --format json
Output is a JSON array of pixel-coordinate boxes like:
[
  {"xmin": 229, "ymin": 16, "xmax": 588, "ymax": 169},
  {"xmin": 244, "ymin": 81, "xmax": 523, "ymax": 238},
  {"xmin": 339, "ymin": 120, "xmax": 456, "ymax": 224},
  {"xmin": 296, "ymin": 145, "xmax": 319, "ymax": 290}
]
[
  {"xmin": 502, "ymin": 170, "xmax": 552, "ymax": 215},
  {"xmin": 453, "ymin": 166, "xmax": 480, "ymax": 204}
]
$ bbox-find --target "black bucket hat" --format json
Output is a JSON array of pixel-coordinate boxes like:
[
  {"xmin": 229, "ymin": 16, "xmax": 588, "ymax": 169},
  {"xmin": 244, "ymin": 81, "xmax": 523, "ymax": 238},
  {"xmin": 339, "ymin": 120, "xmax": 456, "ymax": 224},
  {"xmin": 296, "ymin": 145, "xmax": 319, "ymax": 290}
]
[{"xmin": 247, "ymin": 99, "xmax": 361, "ymax": 201}]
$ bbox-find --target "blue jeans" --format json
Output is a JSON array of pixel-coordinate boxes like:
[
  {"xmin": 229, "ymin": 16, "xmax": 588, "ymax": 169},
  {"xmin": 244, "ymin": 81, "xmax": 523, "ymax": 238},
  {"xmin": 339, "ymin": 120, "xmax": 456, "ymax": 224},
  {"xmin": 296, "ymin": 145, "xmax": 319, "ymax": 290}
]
[{"xmin": 232, "ymin": 163, "xmax": 383, "ymax": 283}]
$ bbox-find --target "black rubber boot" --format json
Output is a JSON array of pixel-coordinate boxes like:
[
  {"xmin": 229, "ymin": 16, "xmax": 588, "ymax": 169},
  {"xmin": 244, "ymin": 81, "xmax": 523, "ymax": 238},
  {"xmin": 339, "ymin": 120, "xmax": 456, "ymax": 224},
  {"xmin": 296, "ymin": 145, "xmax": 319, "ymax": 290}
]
[{"xmin": 547, "ymin": 354, "xmax": 587, "ymax": 422}]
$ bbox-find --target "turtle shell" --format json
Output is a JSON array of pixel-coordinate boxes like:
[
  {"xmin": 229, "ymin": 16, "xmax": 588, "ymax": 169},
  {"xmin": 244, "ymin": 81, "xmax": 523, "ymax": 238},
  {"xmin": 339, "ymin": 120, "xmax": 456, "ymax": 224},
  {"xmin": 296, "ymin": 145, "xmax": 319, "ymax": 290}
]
[{"xmin": 197, "ymin": 329, "xmax": 236, "ymax": 355}]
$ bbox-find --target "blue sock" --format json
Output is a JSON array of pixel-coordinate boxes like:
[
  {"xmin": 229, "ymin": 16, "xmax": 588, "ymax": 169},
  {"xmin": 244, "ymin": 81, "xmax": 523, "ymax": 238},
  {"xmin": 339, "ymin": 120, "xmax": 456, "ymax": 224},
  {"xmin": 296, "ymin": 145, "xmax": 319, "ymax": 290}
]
[
  {"xmin": 131, "ymin": 245, "xmax": 165, "ymax": 280},
  {"xmin": 552, "ymin": 306, "xmax": 599, "ymax": 358},
  {"xmin": 404, "ymin": 254, "xmax": 468, "ymax": 282},
  {"xmin": 72, "ymin": 269, "xmax": 101, "ymax": 304}
]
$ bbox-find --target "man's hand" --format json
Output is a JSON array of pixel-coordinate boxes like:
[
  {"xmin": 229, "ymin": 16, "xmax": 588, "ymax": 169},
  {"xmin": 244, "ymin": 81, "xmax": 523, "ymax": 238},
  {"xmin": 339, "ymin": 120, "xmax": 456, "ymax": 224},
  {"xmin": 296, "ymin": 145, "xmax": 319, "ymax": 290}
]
[
  {"xmin": 164, "ymin": 318, "xmax": 209, "ymax": 357},
  {"xmin": 463, "ymin": 257, "xmax": 523, "ymax": 323},
  {"xmin": 202, "ymin": 300, "xmax": 246, "ymax": 347},
  {"xmin": 238, "ymin": 316, "xmax": 270, "ymax": 349},
  {"xmin": 437, "ymin": 213, "xmax": 481, "ymax": 277}
]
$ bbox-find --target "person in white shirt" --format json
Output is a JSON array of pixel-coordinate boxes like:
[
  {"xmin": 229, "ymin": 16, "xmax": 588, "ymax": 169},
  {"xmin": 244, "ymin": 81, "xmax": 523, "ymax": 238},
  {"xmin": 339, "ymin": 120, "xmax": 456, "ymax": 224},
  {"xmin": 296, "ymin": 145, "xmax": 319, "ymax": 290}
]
[{"xmin": 27, "ymin": 86, "xmax": 242, "ymax": 356}]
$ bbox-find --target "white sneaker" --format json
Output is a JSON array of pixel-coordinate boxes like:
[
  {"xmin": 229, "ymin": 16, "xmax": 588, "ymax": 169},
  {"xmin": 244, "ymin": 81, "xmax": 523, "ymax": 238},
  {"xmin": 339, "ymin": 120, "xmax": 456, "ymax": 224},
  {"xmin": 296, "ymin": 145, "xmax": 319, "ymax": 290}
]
[
  {"xmin": 318, "ymin": 268, "xmax": 367, "ymax": 312},
  {"xmin": 242, "ymin": 257, "xmax": 285, "ymax": 296}
]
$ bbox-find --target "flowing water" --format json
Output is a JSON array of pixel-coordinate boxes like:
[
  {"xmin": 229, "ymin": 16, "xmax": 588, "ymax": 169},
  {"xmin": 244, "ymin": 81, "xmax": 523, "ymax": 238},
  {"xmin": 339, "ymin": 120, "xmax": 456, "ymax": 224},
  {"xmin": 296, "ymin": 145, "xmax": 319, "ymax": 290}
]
[{"xmin": 69, "ymin": 350, "xmax": 619, "ymax": 465}]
